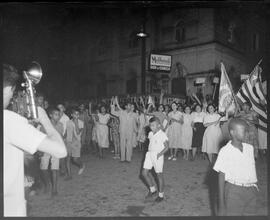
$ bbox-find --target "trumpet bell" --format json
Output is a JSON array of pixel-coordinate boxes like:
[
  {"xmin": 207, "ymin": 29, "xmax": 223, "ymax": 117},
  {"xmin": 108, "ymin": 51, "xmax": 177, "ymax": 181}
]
[{"xmin": 24, "ymin": 61, "xmax": 43, "ymax": 85}]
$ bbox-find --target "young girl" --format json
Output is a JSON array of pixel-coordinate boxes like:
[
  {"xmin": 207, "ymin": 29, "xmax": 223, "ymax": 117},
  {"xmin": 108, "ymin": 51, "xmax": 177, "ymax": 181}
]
[
  {"xmin": 96, "ymin": 105, "xmax": 111, "ymax": 158},
  {"xmin": 167, "ymin": 102, "xmax": 183, "ymax": 161},
  {"xmin": 181, "ymin": 105, "xmax": 193, "ymax": 160},
  {"xmin": 131, "ymin": 103, "xmax": 139, "ymax": 149},
  {"xmin": 202, "ymin": 104, "xmax": 222, "ymax": 164},
  {"xmin": 191, "ymin": 104, "xmax": 206, "ymax": 160}
]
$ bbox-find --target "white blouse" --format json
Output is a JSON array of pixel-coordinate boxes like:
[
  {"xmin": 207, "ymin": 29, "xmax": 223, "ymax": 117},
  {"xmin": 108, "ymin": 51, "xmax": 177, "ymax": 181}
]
[{"xmin": 191, "ymin": 111, "xmax": 206, "ymax": 123}]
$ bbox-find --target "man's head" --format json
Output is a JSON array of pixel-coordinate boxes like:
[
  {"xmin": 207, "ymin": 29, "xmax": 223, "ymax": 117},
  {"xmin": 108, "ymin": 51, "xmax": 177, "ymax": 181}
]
[
  {"xmin": 242, "ymin": 101, "xmax": 251, "ymax": 113},
  {"xmin": 71, "ymin": 108, "xmax": 80, "ymax": 120},
  {"xmin": 3, "ymin": 64, "xmax": 20, "ymax": 109},
  {"xmin": 125, "ymin": 102, "xmax": 132, "ymax": 112},
  {"xmin": 149, "ymin": 116, "xmax": 161, "ymax": 133},
  {"xmin": 48, "ymin": 107, "xmax": 61, "ymax": 123},
  {"xmin": 57, "ymin": 103, "xmax": 66, "ymax": 115},
  {"xmin": 228, "ymin": 118, "xmax": 248, "ymax": 142}
]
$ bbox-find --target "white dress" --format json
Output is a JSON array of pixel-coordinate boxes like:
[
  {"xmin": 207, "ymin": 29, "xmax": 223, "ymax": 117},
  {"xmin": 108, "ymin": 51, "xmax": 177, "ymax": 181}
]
[
  {"xmin": 96, "ymin": 113, "xmax": 110, "ymax": 148},
  {"xmin": 181, "ymin": 113, "xmax": 193, "ymax": 150},
  {"xmin": 202, "ymin": 113, "xmax": 222, "ymax": 154},
  {"xmin": 167, "ymin": 111, "xmax": 183, "ymax": 148}
]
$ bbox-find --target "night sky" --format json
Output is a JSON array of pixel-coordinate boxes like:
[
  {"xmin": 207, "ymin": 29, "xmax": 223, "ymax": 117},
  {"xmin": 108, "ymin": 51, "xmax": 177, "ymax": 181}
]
[{"xmin": 2, "ymin": 2, "xmax": 270, "ymax": 102}]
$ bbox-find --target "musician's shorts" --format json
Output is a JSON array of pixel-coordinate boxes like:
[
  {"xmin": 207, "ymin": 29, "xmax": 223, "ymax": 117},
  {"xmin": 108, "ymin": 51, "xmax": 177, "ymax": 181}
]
[
  {"xmin": 40, "ymin": 153, "xmax": 59, "ymax": 170},
  {"xmin": 66, "ymin": 140, "xmax": 81, "ymax": 158}
]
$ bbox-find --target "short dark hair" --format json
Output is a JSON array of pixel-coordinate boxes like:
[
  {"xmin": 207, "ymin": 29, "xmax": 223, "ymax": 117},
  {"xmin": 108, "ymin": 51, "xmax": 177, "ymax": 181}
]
[
  {"xmin": 242, "ymin": 101, "xmax": 252, "ymax": 108},
  {"xmin": 48, "ymin": 107, "xmax": 60, "ymax": 116},
  {"xmin": 3, "ymin": 64, "xmax": 20, "ymax": 88},
  {"xmin": 149, "ymin": 116, "xmax": 160, "ymax": 124},
  {"xmin": 99, "ymin": 104, "xmax": 107, "ymax": 112},
  {"xmin": 228, "ymin": 118, "xmax": 248, "ymax": 132},
  {"xmin": 71, "ymin": 107, "xmax": 80, "ymax": 114},
  {"xmin": 206, "ymin": 103, "xmax": 216, "ymax": 113}
]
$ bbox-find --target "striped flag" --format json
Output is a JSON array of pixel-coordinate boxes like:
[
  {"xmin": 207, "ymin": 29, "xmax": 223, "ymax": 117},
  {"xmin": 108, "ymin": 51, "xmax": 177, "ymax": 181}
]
[
  {"xmin": 218, "ymin": 63, "xmax": 237, "ymax": 113},
  {"xmin": 236, "ymin": 64, "xmax": 267, "ymax": 131}
]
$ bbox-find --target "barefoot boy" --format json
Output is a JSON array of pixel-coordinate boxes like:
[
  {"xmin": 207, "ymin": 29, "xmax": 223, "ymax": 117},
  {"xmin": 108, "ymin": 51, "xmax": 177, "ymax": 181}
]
[
  {"xmin": 65, "ymin": 108, "xmax": 85, "ymax": 179},
  {"xmin": 213, "ymin": 118, "xmax": 258, "ymax": 216},
  {"xmin": 142, "ymin": 117, "xmax": 169, "ymax": 202},
  {"xmin": 40, "ymin": 107, "xmax": 64, "ymax": 196}
]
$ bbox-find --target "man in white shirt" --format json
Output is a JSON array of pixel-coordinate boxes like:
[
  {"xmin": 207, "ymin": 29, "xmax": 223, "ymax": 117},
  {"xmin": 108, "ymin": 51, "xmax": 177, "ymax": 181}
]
[
  {"xmin": 3, "ymin": 64, "xmax": 67, "ymax": 217},
  {"xmin": 213, "ymin": 118, "xmax": 258, "ymax": 216}
]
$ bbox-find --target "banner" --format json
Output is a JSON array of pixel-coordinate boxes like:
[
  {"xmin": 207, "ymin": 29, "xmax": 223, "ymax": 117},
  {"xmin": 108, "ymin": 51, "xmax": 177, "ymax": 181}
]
[{"xmin": 218, "ymin": 63, "xmax": 236, "ymax": 113}]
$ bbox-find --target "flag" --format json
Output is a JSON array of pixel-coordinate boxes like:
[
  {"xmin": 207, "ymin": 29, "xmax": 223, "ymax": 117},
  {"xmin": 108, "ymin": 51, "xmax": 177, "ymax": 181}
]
[
  {"xmin": 236, "ymin": 64, "xmax": 267, "ymax": 131},
  {"xmin": 218, "ymin": 63, "xmax": 237, "ymax": 113}
]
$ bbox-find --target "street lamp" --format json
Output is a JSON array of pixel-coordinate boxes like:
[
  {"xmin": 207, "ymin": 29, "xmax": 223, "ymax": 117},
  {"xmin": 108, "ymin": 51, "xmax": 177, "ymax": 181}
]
[{"xmin": 136, "ymin": 18, "xmax": 149, "ymax": 94}]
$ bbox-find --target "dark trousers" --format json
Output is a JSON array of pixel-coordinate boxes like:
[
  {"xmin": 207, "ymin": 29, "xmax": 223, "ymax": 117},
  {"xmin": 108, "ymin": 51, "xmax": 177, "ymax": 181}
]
[{"xmin": 225, "ymin": 182, "xmax": 258, "ymax": 216}]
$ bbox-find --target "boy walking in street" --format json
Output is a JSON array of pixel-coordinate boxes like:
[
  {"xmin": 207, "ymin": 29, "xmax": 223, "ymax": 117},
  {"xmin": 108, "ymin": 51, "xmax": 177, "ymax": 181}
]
[
  {"xmin": 142, "ymin": 117, "xmax": 169, "ymax": 202},
  {"xmin": 213, "ymin": 118, "xmax": 259, "ymax": 216},
  {"xmin": 65, "ymin": 108, "xmax": 85, "ymax": 180},
  {"xmin": 40, "ymin": 107, "xmax": 64, "ymax": 196}
]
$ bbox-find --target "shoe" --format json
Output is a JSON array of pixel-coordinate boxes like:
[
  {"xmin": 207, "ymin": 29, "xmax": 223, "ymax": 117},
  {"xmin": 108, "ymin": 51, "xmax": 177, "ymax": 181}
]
[
  {"xmin": 155, "ymin": 196, "xmax": 164, "ymax": 202},
  {"xmin": 172, "ymin": 157, "xmax": 177, "ymax": 161},
  {"xmin": 168, "ymin": 156, "xmax": 173, "ymax": 160},
  {"xmin": 144, "ymin": 191, "xmax": 158, "ymax": 202},
  {"xmin": 78, "ymin": 164, "xmax": 85, "ymax": 175}
]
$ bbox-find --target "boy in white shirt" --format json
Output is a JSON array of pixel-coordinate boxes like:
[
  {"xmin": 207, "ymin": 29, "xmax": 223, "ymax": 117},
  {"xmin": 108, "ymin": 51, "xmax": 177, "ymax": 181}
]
[
  {"xmin": 65, "ymin": 108, "xmax": 85, "ymax": 180},
  {"xmin": 40, "ymin": 107, "xmax": 64, "ymax": 196},
  {"xmin": 213, "ymin": 118, "xmax": 258, "ymax": 216},
  {"xmin": 142, "ymin": 117, "xmax": 169, "ymax": 202},
  {"xmin": 57, "ymin": 103, "xmax": 70, "ymax": 175}
]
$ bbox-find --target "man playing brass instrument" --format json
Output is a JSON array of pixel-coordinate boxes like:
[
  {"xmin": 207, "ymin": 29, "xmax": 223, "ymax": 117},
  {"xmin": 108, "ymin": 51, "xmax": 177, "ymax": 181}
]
[{"xmin": 3, "ymin": 64, "xmax": 67, "ymax": 217}]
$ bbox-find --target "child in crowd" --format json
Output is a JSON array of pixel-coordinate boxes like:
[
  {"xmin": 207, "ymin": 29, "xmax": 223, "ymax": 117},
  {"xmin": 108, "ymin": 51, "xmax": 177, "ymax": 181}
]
[
  {"xmin": 130, "ymin": 103, "xmax": 139, "ymax": 149},
  {"xmin": 108, "ymin": 114, "xmax": 121, "ymax": 159},
  {"xmin": 137, "ymin": 109, "xmax": 147, "ymax": 151},
  {"xmin": 181, "ymin": 105, "xmax": 193, "ymax": 160},
  {"xmin": 57, "ymin": 103, "xmax": 70, "ymax": 176},
  {"xmin": 142, "ymin": 117, "xmax": 169, "ymax": 202},
  {"xmin": 40, "ymin": 107, "xmax": 64, "ymax": 196},
  {"xmin": 65, "ymin": 108, "xmax": 85, "ymax": 180},
  {"xmin": 214, "ymin": 118, "xmax": 258, "ymax": 216},
  {"xmin": 167, "ymin": 102, "xmax": 183, "ymax": 161},
  {"xmin": 96, "ymin": 105, "xmax": 111, "ymax": 158},
  {"xmin": 202, "ymin": 104, "xmax": 223, "ymax": 164}
]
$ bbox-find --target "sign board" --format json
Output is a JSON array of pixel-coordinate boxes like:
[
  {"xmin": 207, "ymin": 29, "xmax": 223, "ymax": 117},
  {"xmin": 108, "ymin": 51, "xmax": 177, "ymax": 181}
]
[
  {"xmin": 149, "ymin": 54, "xmax": 172, "ymax": 72},
  {"xmin": 195, "ymin": 77, "xmax": 206, "ymax": 84}
]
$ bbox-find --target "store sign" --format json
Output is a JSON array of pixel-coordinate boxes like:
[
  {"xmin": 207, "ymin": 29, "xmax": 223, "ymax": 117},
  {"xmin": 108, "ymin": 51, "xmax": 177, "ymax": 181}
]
[{"xmin": 150, "ymin": 54, "xmax": 172, "ymax": 71}]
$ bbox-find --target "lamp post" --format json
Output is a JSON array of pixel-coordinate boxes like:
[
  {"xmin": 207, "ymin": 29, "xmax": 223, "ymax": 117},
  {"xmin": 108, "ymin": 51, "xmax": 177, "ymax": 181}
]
[{"xmin": 136, "ymin": 12, "xmax": 148, "ymax": 94}]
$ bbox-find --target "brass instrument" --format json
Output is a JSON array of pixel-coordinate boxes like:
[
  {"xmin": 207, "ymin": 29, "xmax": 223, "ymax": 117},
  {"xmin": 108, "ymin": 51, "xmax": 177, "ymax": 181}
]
[{"xmin": 12, "ymin": 61, "xmax": 43, "ymax": 119}]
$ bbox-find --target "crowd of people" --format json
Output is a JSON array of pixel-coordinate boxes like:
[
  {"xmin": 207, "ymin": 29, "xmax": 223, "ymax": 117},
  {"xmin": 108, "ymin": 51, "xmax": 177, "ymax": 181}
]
[
  {"xmin": 18, "ymin": 89, "xmax": 267, "ymax": 202},
  {"xmin": 4, "ymin": 61, "xmax": 266, "ymax": 216}
]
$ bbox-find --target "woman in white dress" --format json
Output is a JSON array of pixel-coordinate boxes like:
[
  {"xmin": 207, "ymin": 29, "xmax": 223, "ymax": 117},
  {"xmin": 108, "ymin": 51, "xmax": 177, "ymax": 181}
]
[
  {"xmin": 202, "ymin": 104, "xmax": 222, "ymax": 164},
  {"xmin": 167, "ymin": 102, "xmax": 183, "ymax": 161},
  {"xmin": 96, "ymin": 105, "xmax": 111, "ymax": 158},
  {"xmin": 181, "ymin": 105, "xmax": 193, "ymax": 160}
]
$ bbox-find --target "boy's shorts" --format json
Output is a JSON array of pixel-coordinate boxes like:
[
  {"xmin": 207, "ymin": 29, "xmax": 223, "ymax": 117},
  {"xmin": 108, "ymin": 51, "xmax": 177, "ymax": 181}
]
[
  {"xmin": 143, "ymin": 151, "xmax": 164, "ymax": 173},
  {"xmin": 66, "ymin": 140, "xmax": 81, "ymax": 158},
  {"xmin": 40, "ymin": 153, "xmax": 59, "ymax": 170}
]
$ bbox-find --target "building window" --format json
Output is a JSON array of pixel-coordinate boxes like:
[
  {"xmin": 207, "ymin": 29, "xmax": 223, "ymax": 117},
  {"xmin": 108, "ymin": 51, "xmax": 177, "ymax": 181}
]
[
  {"xmin": 128, "ymin": 32, "xmax": 139, "ymax": 49},
  {"xmin": 175, "ymin": 22, "xmax": 185, "ymax": 43},
  {"xmin": 252, "ymin": 33, "xmax": 259, "ymax": 51}
]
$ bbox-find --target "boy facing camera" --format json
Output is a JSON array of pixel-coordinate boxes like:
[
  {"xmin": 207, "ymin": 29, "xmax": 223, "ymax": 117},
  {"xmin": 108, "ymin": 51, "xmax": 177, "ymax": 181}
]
[
  {"xmin": 142, "ymin": 117, "xmax": 169, "ymax": 203},
  {"xmin": 213, "ymin": 118, "xmax": 258, "ymax": 216}
]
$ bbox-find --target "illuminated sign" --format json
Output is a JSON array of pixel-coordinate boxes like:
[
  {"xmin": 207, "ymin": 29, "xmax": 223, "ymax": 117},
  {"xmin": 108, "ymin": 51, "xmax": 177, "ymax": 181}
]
[{"xmin": 150, "ymin": 54, "xmax": 172, "ymax": 72}]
